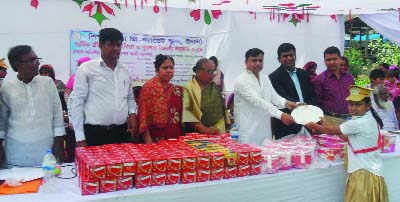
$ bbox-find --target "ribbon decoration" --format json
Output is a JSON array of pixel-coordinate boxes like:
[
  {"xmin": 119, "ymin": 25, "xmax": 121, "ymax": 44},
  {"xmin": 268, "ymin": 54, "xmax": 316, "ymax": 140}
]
[
  {"xmin": 134, "ymin": 0, "xmax": 137, "ymax": 10},
  {"xmin": 282, "ymin": 13, "xmax": 290, "ymax": 22},
  {"xmin": 349, "ymin": 9, "xmax": 352, "ymax": 23},
  {"xmin": 31, "ymin": 0, "xmax": 39, "ymax": 9},
  {"xmin": 330, "ymin": 14, "xmax": 337, "ymax": 22},
  {"xmin": 83, "ymin": 3, "xmax": 95, "ymax": 16},
  {"xmin": 249, "ymin": 11, "xmax": 256, "ymax": 20}
]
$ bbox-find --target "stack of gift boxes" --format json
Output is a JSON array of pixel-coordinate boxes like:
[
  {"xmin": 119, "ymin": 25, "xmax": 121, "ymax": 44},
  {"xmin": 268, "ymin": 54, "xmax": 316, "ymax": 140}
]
[{"xmin": 75, "ymin": 136, "xmax": 262, "ymax": 195}]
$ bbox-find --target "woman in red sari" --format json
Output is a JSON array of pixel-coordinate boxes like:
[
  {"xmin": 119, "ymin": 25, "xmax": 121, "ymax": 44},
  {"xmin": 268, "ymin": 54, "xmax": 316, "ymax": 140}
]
[{"xmin": 138, "ymin": 54, "xmax": 183, "ymax": 143}]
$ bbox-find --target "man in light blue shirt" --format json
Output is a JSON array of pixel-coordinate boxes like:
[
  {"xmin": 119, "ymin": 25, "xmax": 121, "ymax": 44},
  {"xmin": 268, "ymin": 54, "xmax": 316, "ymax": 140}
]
[{"xmin": 269, "ymin": 43, "xmax": 317, "ymax": 139}]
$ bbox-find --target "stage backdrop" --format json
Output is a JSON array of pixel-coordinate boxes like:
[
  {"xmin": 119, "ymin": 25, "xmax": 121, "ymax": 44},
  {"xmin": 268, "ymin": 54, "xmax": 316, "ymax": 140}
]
[{"xmin": 0, "ymin": 1, "xmax": 344, "ymax": 91}]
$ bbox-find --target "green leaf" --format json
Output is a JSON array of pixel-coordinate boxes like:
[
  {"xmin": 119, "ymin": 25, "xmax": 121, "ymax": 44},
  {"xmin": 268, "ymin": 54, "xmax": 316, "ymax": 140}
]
[
  {"xmin": 296, "ymin": 4, "xmax": 312, "ymax": 8},
  {"xmin": 204, "ymin": 10, "xmax": 211, "ymax": 25},
  {"xmin": 288, "ymin": 15, "xmax": 299, "ymax": 27},
  {"xmin": 91, "ymin": 12, "xmax": 108, "ymax": 26},
  {"xmin": 73, "ymin": 0, "xmax": 86, "ymax": 7}
]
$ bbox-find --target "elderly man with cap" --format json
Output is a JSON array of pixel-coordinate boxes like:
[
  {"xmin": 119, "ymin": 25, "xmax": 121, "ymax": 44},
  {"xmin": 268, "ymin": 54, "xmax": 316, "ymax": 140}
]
[
  {"xmin": 0, "ymin": 58, "xmax": 8, "ymax": 88},
  {"xmin": 306, "ymin": 85, "xmax": 388, "ymax": 202}
]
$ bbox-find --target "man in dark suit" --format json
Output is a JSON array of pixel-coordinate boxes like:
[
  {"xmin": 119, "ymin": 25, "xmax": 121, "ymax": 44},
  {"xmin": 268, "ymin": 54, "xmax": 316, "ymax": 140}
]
[{"xmin": 269, "ymin": 43, "xmax": 317, "ymax": 139}]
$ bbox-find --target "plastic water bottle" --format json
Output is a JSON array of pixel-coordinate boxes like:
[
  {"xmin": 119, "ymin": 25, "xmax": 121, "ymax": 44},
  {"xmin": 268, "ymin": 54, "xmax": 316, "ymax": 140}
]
[
  {"xmin": 41, "ymin": 149, "xmax": 57, "ymax": 193},
  {"xmin": 230, "ymin": 124, "xmax": 240, "ymax": 141}
]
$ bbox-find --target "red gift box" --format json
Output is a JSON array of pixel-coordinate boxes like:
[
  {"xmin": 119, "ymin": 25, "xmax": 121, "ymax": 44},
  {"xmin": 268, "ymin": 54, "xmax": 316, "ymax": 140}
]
[
  {"xmin": 196, "ymin": 169, "xmax": 210, "ymax": 182},
  {"xmin": 87, "ymin": 159, "xmax": 106, "ymax": 179},
  {"xmin": 197, "ymin": 153, "xmax": 211, "ymax": 169},
  {"xmin": 151, "ymin": 172, "xmax": 167, "ymax": 186},
  {"xmin": 122, "ymin": 157, "xmax": 136, "ymax": 176},
  {"xmin": 135, "ymin": 174, "xmax": 152, "ymax": 188},
  {"xmin": 117, "ymin": 176, "xmax": 133, "ymax": 190},
  {"xmin": 223, "ymin": 166, "xmax": 237, "ymax": 179},
  {"xmin": 236, "ymin": 150, "xmax": 249, "ymax": 165},
  {"xmin": 105, "ymin": 158, "xmax": 123, "ymax": 177},
  {"xmin": 237, "ymin": 165, "xmax": 250, "ymax": 177},
  {"xmin": 80, "ymin": 178, "xmax": 99, "ymax": 195},
  {"xmin": 249, "ymin": 149, "xmax": 262, "ymax": 164},
  {"xmin": 210, "ymin": 168, "xmax": 224, "ymax": 181},
  {"xmin": 152, "ymin": 158, "xmax": 167, "ymax": 173},
  {"xmin": 250, "ymin": 164, "xmax": 262, "ymax": 175},
  {"xmin": 166, "ymin": 156, "xmax": 181, "ymax": 172},
  {"xmin": 181, "ymin": 155, "xmax": 197, "ymax": 170},
  {"xmin": 166, "ymin": 172, "xmax": 180, "ymax": 185},
  {"xmin": 210, "ymin": 152, "xmax": 225, "ymax": 168},
  {"xmin": 136, "ymin": 157, "xmax": 153, "ymax": 174},
  {"xmin": 100, "ymin": 178, "xmax": 117, "ymax": 193},
  {"xmin": 181, "ymin": 170, "xmax": 196, "ymax": 184}
]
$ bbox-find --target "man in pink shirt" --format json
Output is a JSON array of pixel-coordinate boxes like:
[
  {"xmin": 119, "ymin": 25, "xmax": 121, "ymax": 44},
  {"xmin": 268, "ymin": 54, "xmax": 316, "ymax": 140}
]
[{"xmin": 313, "ymin": 47, "xmax": 355, "ymax": 125}]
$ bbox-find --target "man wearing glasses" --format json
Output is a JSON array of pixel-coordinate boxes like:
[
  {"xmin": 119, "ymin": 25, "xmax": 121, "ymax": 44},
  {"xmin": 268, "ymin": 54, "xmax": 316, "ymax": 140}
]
[
  {"xmin": 0, "ymin": 45, "xmax": 65, "ymax": 167},
  {"xmin": 70, "ymin": 28, "xmax": 137, "ymax": 147},
  {"xmin": 234, "ymin": 48, "xmax": 298, "ymax": 145}
]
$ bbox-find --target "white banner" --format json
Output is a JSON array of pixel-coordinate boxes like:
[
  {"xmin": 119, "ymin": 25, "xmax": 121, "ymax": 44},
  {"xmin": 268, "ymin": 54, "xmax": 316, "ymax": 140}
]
[{"xmin": 70, "ymin": 30, "xmax": 206, "ymax": 86}]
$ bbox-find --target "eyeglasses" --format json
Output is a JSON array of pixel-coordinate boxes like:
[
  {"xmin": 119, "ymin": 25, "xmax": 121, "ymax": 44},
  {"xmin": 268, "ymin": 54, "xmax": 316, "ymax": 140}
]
[
  {"xmin": 18, "ymin": 57, "xmax": 42, "ymax": 64},
  {"xmin": 199, "ymin": 68, "xmax": 217, "ymax": 75}
]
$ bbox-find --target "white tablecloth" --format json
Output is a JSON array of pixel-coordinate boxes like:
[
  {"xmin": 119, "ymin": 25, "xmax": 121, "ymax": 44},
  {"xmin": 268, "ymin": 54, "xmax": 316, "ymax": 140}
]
[{"xmin": 2, "ymin": 153, "xmax": 400, "ymax": 202}]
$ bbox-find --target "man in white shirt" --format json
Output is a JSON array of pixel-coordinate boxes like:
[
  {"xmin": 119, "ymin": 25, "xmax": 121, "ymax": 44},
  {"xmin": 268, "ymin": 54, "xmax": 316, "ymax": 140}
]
[
  {"xmin": 0, "ymin": 45, "xmax": 65, "ymax": 167},
  {"xmin": 234, "ymin": 48, "xmax": 297, "ymax": 145},
  {"xmin": 71, "ymin": 28, "xmax": 137, "ymax": 147}
]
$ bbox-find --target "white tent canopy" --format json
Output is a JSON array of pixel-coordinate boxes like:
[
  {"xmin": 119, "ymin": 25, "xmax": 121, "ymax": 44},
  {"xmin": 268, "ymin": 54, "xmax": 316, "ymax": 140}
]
[
  {"xmin": 360, "ymin": 13, "xmax": 400, "ymax": 46},
  {"xmin": 99, "ymin": 0, "xmax": 400, "ymax": 15}
]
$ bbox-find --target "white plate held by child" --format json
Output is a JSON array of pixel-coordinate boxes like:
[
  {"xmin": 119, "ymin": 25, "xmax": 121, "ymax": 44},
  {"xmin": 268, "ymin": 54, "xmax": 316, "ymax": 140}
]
[{"xmin": 291, "ymin": 105, "xmax": 324, "ymax": 125}]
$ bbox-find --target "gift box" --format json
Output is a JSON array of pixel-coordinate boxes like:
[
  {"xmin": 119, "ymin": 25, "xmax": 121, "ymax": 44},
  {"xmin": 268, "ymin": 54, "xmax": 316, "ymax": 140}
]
[
  {"xmin": 151, "ymin": 172, "xmax": 166, "ymax": 186},
  {"xmin": 135, "ymin": 174, "xmax": 152, "ymax": 188},
  {"xmin": 181, "ymin": 155, "xmax": 197, "ymax": 170},
  {"xmin": 116, "ymin": 176, "xmax": 133, "ymax": 190},
  {"xmin": 166, "ymin": 156, "xmax": 182, "ymax": 172},
  {"xmin": 122, "ymin": 156, "xmax": 136, "ymax": 176},
  {"xmin": 80, "ymin": 178, "xmax": 99, "ymax": 195},
  {"xmin": 166, "ymin": 172, "xmax": 180, "ymax": 185},
  {"xmin": 210, "ymin": 152, "xmax": 225, "ymax": 168},
  {"xmin": 87, "ymin": 159, "xmax": 106, "ymax": 179},
  {"xmin": 210, "ymin": 168, "xmax": 224, "ymax": 181},
  {"xmin": 223, "ymin": 166, "xmax": 237, "ymax": 179},
  {"xmin": 181, "ymin": 170, "xmax": 196, "ymax": 184},
  {"xmin": 236, "ymin": 150, "xmax": 249, "ymax": 165},
  {"xmin": 250, "ymin": 164, "xmax": 262, "ymax": 175},
  {"xmin": 100, "ymin": 178, "xmax": 117, "ymax": 193},
  {"xmin": 197, "ymin": 153, "xmax": 211, "ymax": 169},
  {"xmin": 105, "ymin": 158, "xmax": 123, "ymax": 177},
  {"xmin": 152, "ymin": 158, "xmax": 167, "ymax": 173},
  {"xmin": 196, "ymin": 169, "xmax": 210, "ymax": 182},
  {"xmin": 248, "ymin": 149, "xmax": 262, "ymax": 164},
  {"xmin": 237, "ymin": 165, "xmax": 250, "ymax": 177},
  {"xmin": 136, "ymin": 157, "xmax": 153, "ymax": 174}
]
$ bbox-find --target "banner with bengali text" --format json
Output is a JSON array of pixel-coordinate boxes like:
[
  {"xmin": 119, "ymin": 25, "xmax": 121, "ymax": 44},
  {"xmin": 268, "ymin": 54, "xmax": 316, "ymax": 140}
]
[{"xmin": 70, "ymin": 30, "xmax": 206, "ymax": 86}]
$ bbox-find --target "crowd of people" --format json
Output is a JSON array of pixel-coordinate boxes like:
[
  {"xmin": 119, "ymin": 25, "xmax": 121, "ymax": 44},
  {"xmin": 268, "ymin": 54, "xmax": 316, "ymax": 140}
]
[{"xmin": 0, "ymin": 27, "xmax": 396, "ymax": 201}]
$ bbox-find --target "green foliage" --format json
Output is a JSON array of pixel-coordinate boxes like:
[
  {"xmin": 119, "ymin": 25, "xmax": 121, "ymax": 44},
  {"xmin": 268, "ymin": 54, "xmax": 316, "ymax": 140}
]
[
  {"xmin": 344, "ymin": 48, "xmax": 368, "ymax": 78},
  {"xmin": 355, "ymin": 76, "xmax": 370, "ymax": 87},
  {"xmin": 369, "ymin": 39, "xmax": 400, "ymax": 66}
]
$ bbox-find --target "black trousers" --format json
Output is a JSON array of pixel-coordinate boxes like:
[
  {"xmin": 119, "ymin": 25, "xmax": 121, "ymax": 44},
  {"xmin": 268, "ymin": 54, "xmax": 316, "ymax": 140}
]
[{"xmin": 84, "ymin": 123, "xmax": 130, "ymax": 146}]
